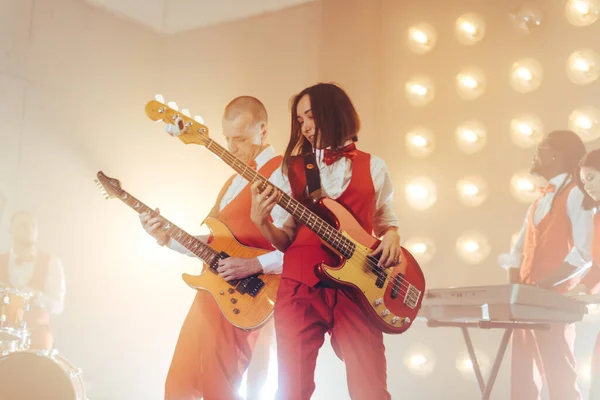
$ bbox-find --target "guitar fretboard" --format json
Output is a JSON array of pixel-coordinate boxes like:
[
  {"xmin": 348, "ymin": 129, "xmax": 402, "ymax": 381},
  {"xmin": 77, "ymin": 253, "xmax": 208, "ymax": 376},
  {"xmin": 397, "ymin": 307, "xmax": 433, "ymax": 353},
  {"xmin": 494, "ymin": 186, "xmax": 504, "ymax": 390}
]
[
  {"xmin": 205, "ymin": 139, "xmax": 356, "ymax": 259},
  {"xmin": 117, "ymin": 190, "xmax": 219, "ymax": 264}
]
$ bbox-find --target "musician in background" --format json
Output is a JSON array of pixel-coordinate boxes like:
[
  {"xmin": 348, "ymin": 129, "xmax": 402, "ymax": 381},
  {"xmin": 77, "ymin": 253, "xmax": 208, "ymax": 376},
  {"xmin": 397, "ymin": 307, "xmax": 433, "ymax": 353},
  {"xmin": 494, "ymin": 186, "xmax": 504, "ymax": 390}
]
[
  {"xmin": 0, "ymin": 210, "xmax": 66, "ymax": 350},
  {"xmin": 140, "ymin": 96, "xmax": 281, "ymax": 400},
  {"xmin": 250, "ymin": 82, "xmax": 401, "ymax": 399},
  {"xmin": 499, "ymin": 130, "xmax": 592, "ymax": 399},
  {"xmin": 575, "ymin": 148, "xmax": 600, "ymax": 398}
]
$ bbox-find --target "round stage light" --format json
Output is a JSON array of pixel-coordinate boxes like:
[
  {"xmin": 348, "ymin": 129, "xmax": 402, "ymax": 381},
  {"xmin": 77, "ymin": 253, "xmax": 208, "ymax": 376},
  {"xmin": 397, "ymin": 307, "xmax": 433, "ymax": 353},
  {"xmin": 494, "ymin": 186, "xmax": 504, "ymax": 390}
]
[
  {"xmin": 510, "ymin": 58, "xmax": 543, "ymax": 93},
  {"xmin": 456, "ymin": 67, "xmax": 487, "ymax": 100},
  {"xmin": 456, "ymin": 231, "xmax": 491, "ymax": 264},
  {"xmin": 569, "ymin": 106, "xmax": 600, "ymax": 142},
  {"xmin": 457, "ymin": 175, "xmax": 488, "ymax": 207},
  {"xmin": 404, "ymin": 236, "xmax": 436, "ymax": 265},
  {"xmin": 405, "ymin": 76, "xmax": 435, "ymax": 107},
  {"xmin": 456, "ymin": 120, "xmax": 487, "ymax": 154},
  {"xmin": 405, "ymin": 177, "xmax": 437, "ymax": 210},
  {"xmin": 510, "ymin": 113, "xmax": 544, "ymax": 148},
  {"xmin": 406, "ymin": 127, "xmax": 435, "ymax": 158},
  {"xmin": 455, "ymin": 13, "xmax": 485, "ymax": 45},
  {"xmin": 566, "ymin": 0, "xmax": 599, "ymax": 26},
  {"xmin": 408, "ymin": 23, "xmax": 437, "ymax": 54}
]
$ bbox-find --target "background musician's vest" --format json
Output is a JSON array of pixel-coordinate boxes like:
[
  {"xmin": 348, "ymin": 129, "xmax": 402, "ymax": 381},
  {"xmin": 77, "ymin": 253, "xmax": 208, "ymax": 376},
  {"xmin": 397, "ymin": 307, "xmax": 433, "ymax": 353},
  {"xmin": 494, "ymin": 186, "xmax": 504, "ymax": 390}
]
[
  {"xmin": 0, "ymin": 251, "xmax": 52, "ymax": 326},
  {"xmin": 283, "ymin": 150, "xmax": 375, "ymax": 286},
  {"xmin": 212, "ymin": 156, "xmax": 282, "ymax": 251},
  {"xmin": 519, "ymin": 183, "xmax": 576, "ymax": 292}
]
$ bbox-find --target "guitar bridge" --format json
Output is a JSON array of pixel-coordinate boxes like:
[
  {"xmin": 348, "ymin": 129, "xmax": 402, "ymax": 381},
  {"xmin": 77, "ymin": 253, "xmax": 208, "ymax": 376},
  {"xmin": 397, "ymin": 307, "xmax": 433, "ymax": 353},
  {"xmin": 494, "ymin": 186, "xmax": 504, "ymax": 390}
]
[
  {"xmin": 236, "ymin": 276, "xmax": 265, "ymax": 297},
  {"xmin": 404, "ymin": 284, "xmax": 421, "ymax": 310}
]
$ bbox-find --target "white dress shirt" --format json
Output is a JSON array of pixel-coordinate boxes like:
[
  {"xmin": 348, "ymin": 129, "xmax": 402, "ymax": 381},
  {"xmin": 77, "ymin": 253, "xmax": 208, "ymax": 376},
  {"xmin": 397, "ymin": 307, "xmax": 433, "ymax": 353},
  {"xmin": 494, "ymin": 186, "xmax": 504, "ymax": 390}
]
[
  {"xmin": 169, "ymin": 145, "xmax": 283, "ymax": 274},
  {"xmin": 7, "ymin": 249, "xmax": 66, "ymax": 315},
  {"xmin": 499, "ymin": 173, "xmax": 594, "ymax": 269},
  {"xmin": 268, "ymin": 145, "xmax": 400, "ymax": 241}
]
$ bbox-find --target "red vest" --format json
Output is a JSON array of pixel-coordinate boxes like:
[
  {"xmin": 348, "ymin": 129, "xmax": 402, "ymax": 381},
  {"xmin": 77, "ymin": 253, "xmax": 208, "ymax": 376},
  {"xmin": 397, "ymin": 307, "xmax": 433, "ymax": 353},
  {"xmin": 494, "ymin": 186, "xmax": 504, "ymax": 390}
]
[
  {"xmin": 581, "ymin": 212, "xmax": 600, "ymax": 294},
  {"xmin": 519, "ymin": 183, "xmax": 576, "ymax": 292},
  {"xmin": 0, "ymin": 250, "xmax": 52, "ymax": 326},
  {"xmin": 283, "ymin": 150, "xmax": 375, "ymax": 286},
  {"xmin": 215, "ymin": 156, "xmax": 283, "ymax": 251}
]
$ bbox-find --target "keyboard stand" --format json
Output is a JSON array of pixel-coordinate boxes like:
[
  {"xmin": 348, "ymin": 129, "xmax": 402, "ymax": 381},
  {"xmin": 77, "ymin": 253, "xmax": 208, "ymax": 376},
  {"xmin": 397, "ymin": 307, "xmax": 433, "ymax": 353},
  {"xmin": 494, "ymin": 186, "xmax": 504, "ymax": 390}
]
[{"xmin": 426, "ymin": 320, "xmax": 551, "ymax": 400}]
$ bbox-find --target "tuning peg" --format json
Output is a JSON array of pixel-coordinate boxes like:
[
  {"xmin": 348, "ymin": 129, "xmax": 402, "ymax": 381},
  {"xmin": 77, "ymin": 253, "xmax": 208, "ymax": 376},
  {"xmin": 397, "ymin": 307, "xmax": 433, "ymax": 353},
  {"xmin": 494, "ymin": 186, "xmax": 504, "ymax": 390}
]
[
  {"xmin": 194, "ymin": 115, "xmax": 205, "ymax": 124},
  {"xmin": 167, "ymin": 101, "xmax": 179, "ymax": 111},
  {"xmin": 155, "ymin": 94, "xmax": 165, "ymax": 103},
  {"xmin": 182, "ymin": 108, "xmax": 191, "ymax": 117}
]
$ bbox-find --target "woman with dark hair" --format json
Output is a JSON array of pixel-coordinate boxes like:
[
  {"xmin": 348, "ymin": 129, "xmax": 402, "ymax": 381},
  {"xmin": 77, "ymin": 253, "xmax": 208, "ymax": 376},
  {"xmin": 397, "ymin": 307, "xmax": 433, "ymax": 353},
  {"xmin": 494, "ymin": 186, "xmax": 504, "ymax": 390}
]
[
  {"xmin": 250, "ymin": 83, "xmax": 401, "ymax": 399},
  {"xmin": 499, "ymin": 130, "xmax": 593, "ymax": 399},
  {"xmin": 576, "ymin": 148, "xmax": 600, "ymax": 399}
]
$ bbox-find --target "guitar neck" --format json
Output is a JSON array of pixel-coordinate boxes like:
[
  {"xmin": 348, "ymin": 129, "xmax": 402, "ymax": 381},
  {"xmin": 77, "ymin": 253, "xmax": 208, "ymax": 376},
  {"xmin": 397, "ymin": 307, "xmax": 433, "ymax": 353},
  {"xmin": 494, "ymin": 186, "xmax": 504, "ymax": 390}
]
[
  {"xmin": 204, "ymin": 139, "xmax": 355, "ymax": 258},
  {"xmin": 117, "ymin": 190, "xmax": 219, "ymax": 264}
]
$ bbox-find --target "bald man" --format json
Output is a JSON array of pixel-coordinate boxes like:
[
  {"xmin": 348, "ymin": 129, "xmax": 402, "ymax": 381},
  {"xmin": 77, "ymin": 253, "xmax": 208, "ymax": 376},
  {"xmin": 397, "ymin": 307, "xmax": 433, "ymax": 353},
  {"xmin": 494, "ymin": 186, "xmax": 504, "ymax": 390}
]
[{"xmin": 140, "ymin": 96, "xmax": 282, "ymax": 400}]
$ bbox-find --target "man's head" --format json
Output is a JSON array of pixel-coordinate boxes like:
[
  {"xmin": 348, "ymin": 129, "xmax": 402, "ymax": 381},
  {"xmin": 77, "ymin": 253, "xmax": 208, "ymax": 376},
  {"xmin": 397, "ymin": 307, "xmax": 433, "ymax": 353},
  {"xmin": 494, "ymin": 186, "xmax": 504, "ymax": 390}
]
[
  {"xmin": 10, "ymin": 210, "xmax": 38, "ymax": 246},
  {"xmin": 530, "ymin": 130, "xmax": 586, "ymax": 180},
  {"xmin": 222, "ymin": 96, "xmax": 269, "ymax": 163}
]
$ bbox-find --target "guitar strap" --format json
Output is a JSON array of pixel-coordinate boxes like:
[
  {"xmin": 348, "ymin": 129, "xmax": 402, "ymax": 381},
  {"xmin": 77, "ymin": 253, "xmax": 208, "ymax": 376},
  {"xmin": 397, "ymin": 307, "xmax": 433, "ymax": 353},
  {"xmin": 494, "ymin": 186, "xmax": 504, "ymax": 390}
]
[{"xmin": 303, "ymin": 152, "xmax": 322, "ymax": 203}]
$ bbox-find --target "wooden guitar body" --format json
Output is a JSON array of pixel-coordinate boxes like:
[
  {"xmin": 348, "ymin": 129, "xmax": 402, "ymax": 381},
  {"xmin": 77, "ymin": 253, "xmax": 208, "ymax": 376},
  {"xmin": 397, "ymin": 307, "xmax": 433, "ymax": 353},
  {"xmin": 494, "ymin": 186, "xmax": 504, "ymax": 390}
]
[{"xmin": 182, "ymin": 217, "xmax": 280, "ymax": 330}]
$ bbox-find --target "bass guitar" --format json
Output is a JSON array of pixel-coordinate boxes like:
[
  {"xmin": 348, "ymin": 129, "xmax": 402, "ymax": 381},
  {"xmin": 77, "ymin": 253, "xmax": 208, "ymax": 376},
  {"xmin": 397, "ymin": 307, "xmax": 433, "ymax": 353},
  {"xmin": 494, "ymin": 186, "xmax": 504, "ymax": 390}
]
[{"xmin": 95, "ymin": 171, "xmax": 280, "ymax": 330}]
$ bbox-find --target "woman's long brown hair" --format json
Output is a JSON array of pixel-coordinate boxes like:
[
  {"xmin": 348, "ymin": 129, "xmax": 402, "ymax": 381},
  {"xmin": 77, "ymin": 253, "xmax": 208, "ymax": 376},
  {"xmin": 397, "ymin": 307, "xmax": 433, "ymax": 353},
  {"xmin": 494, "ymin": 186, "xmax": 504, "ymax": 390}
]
[{"xmin": 283, "ymin": 83, "xmax": 360, "ymax": 174}]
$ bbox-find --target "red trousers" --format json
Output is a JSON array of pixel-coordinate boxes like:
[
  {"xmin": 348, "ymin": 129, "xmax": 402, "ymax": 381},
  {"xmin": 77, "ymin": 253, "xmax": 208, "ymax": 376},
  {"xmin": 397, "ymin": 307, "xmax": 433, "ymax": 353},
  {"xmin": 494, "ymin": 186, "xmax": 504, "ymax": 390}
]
[
  {"xmin": 510, "ymin": 323, "xmax": 581, "ymax": 400},
  {"xmin": 591, "ymin": 332, "xmax": 600, "ymax": 399},
  {"xmin": 165, "ymin": 290, "xmax": 260, "ymax": 400},
  {"xmin": 274, "ymin": 278, "xmax": 390, "ymax": 400}
]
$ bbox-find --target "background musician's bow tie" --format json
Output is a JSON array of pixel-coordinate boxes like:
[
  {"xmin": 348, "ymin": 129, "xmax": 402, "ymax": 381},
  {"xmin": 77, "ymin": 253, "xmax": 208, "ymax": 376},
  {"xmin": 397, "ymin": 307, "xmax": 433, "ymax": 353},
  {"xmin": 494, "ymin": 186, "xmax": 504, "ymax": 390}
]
[
  {"xmin": 538, "ymin": 183, "xmax": 556, "ymax": 195},
  {"xmin": 247, "ymin": 159, "xmax": 258, "ymax": 170},
  {"xmin": 323, "ymin": 143, "xmax": 358, "ymax": 166},
  {"xmin": 15, "ymin": 255, "xmax": 35, "ymax": 266}
]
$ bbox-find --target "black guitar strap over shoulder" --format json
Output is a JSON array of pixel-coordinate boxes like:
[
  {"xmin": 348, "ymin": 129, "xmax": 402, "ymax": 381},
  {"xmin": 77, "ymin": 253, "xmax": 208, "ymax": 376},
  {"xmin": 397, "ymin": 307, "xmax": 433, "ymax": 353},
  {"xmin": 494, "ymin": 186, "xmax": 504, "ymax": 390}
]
[{"xmin": 303, "ymin": 152, "xmax": 322, "ymax": 203}]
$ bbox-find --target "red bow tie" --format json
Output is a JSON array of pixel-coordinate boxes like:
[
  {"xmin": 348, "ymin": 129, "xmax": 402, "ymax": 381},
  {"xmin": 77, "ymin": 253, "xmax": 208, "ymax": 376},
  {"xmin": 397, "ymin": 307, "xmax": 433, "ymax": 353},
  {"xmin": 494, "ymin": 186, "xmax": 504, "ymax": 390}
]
[
  {"xmin": 538, "ymin": 183, "xmax": 556, "ymax": 195},
  {"xmin": 323, "ymin": 143, "xmax": 358, "ymax": 166},
  {"xmin": 15, "ymin": 255, "xmax": 35, "ymax": 266}
]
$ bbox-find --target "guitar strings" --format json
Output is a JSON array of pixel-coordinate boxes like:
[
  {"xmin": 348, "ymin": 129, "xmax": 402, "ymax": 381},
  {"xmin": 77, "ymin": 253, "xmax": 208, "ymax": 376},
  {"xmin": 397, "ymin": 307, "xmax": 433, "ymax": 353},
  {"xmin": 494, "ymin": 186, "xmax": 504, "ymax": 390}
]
[{"xmin": 201, "ymin": 137, "xmax": 419, "ymax": 299}]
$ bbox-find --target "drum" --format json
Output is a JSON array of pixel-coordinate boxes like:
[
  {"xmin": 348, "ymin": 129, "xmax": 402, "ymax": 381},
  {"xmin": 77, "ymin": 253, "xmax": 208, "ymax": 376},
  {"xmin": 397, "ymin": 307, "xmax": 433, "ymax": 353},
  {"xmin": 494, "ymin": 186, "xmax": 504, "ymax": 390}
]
[
  {"xmin": 0, "ymin": 288, "xmax": 31, "ymax": 353},
  {"xmin": 0, "ymin": 350, "xmax": 86, "ymax": 400}
]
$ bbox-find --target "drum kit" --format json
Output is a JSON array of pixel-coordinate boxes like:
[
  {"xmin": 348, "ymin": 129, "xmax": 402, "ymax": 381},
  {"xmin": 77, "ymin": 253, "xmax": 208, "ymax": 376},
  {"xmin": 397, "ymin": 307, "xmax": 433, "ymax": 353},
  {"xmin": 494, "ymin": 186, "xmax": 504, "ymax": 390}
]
[{"xmin": 0, "ymin": 282, "xmax": 87, "ymax": 400}]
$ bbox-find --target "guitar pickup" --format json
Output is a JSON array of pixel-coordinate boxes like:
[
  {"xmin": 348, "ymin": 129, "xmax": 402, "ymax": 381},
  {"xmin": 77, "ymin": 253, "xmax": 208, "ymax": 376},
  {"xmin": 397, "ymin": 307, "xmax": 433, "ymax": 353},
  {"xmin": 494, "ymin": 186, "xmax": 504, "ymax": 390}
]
[
  {"xmin": 375, "ymin": 270, "xmax": 387, "ymax": 288},
  {"xmin": 236, "ymin": 276, "xmax": 265, "ymax": 297},
  {"xmin": 391, "ymin": 274, "xmax": 404, "ymax": 300},
  {"xmin": 370, "ymin": 254, "xmax": 388, "ymax": 288}
]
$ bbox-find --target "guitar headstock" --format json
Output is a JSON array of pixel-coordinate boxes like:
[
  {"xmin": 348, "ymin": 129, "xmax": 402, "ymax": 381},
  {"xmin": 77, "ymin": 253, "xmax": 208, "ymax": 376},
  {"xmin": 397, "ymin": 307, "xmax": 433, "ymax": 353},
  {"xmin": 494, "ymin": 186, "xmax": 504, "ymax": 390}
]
[
  {"xmin": 95, "ymin": 171, "xmax": 124, "ymax": 200},
  {"xmin": 145, "ymin": 97, "xmax": 210, "ymax": 147}
]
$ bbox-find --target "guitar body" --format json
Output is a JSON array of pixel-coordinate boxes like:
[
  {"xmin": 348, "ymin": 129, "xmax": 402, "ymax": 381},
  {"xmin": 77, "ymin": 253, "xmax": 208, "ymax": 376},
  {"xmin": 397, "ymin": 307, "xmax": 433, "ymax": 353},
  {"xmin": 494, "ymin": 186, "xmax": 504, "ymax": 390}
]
[
  {"xmin": 181, "ymin": 217, "xmax": 280, "ymax": 331},
  {"xmin": 313, "ymin": 198, "xmax": 425, "ymax": 334}
]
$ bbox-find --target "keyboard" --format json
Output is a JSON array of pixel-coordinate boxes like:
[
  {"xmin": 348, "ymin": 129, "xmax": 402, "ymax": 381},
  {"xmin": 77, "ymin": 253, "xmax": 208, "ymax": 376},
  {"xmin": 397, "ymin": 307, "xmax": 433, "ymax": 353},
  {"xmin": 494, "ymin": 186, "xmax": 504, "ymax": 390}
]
[
  {"xmin": 420, "ymin": 284, "xmax": 588, "ymax": 324},
  {"xmin": 570, "ymin": 293, "xmax": 600, "ymax": 305}
]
